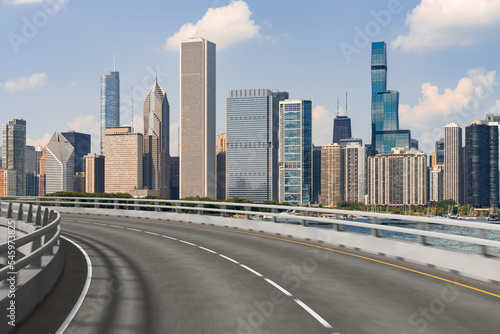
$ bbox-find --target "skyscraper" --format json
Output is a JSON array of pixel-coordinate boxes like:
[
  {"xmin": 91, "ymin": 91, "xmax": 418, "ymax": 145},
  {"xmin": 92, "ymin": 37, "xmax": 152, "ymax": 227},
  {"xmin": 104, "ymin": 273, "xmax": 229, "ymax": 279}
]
[
  {"xmin": 319, "ymin": 143, "xmax": 344, "ymax": 207},
  {"xmin": 279, "ymin": 99, "xmax": 313, "ymax": 205},
  {"xmin": 216, "ymin": 133, "xmax": 226, "ymax": 201},
  {"xmin": 0, "ymin": 169, "xmax": 16, "ymax": 196},
  {"xmin": 344, "ymin": 142, "xmax": 367, "ymax": 203},
  {"xmin": 370, "ymin": 42, "xmax": 410, "ymax": 154},
  {"xmin": 85, "ymin": 154, "xmax": 105, "ymax": 193},
  {"xmin": 61, "ymin": 131, "xmax": 91, "ymax": 173},
  {"xmin": 104, "ymin": 127, "xmax": 143, "ymax": 193},
  {"xmin": 2, "ymin": 119, "xmax": 26, "ymax": 195},
  {"xmin": 312, "ymin": 145, "xmax": 322, "ymax": 204},
  {"xmin": 45, "ymin": 132, "xmax": 75, "ymax": 194},
  {"xmin": 444, "ymin": 123, "xmax": 463, "ymax": 205},
  {"xmin": 100, "ymin": 63, "xmax": 120, "ymax": 155},
  {"xmin": 143, "ymin": 80, "xmax": 170, "ymax": 198},
  {"xmin": 180, "ymin": 38, "xmax": 216, "ymax": 199},
  {"xmin": 226, "ymin": 89, "xmax": 287, "ymax": 203},
  {"xmin": 464, "ymin": 122, "xmax": 499, "ymax": 207}
]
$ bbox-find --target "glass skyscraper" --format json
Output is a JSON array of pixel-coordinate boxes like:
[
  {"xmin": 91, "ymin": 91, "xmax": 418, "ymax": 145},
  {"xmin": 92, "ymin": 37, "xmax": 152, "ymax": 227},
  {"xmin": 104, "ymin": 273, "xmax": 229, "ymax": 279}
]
[
  {"xmin": 370, "ymin": 42, "xmax": 410, "ymax": 154},
  {"xmin": 226, "ymin": 89, "xmax": 288, "ymax": 203},
  {"xmin": 279, "ymin": 99, "xmax": 312, "ymax": 205},
  {"xmin": 2, "ymin": 119, "xmax": 26, "ymax": 195},
  {"xmin": 100, "ymin": 69, "xmax": 120, "ymax": 155},
  {"xmin": 61, "ymin": 131, "xmax": 91, "ymax": 173}
]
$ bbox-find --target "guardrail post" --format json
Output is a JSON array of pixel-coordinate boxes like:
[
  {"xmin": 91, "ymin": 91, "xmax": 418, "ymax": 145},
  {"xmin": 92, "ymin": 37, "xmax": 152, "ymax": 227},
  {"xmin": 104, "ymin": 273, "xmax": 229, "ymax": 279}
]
[
  {"xmin": 42, "ymin": 208, "xmax": 49, "ymax": 226},
  {"xmin": 371, "ymin": 217, "xmax": 381, "ymax": 238},
  {"xmin": 114, "ymin": 199, "xmax": 119, "ymax": 210},
  {"xmin": 17, "ymin": 203, "xmax": 24, "ymax": 221},
  {"xmin": 30, "ymin": 237, "xmax": 42, "ymax": 267},
  {"xmin": 135, "ymin": 199, "xmax": 139, "ymax": 211},
  {"xmin": 198, "ymin": 203, "xmax": 204, "ymax": 215},
  {"xmin": 27, "ymin": 204, "xmax": 33, "ymax": 223},
  {"xmin": 418, "ymin": 222, "xmax": 427, "ymax": 245},
  {"xmin": 36, "ymin": 198, "xmax": 40, "ymax": 207},
  {"xmin": 272, "ymin": 208, "xmax": 278, "ymax": 223},
  {"xmin": 7, "ymin": 202, "xmax": 13, "ymax": 218},
  {"xmin": 175, "ymin": 203, "xmax": 180, "ymax": 213},
  {"xmin": 94, "ymin": 198, "xmax": 99, "ymax": 209},
  {"xmin": 35, "ymin": 206, "xmax": 42, "ymax": 226},
  {"xmin": 49, "ymin": 210, "xmax": 55, "ymax": 223},
  {"xmin": 221, "ymin": 205, "xmax": 226, "ymax": 217},
  {"xmin": 479, "ymin": 229, "xmax": 488, "ymax": 257}
]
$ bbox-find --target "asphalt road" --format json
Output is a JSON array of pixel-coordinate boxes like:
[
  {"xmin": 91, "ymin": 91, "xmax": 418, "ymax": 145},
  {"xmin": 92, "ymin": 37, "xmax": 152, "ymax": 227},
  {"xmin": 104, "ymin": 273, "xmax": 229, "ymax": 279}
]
[{"xmin": 19, "ymin": 214, "xmax": 500, "ymax": 334}]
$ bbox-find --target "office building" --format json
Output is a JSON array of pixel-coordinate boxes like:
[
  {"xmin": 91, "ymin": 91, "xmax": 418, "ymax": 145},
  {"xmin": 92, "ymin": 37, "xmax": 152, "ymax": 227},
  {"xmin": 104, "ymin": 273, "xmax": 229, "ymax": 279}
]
[
  {"xmin": 444, "ymin": 123, "xmax": 463, "ymax": 205},
  {"xmin": 339, "ymin": 138, "xmax": 363, "ymax": 147},
  {"xmin": 464, "ymin": 122, "xmax": 499, "ymax": 207},
  {"xmin": 61, "ymin": 131, "xmax": 91, "ymax": 173},
  {"xmin": 344, "ymin": 142, "xmax": 367, "ymax": 203},
  {"xmin": 143, "ymin": 80, "xmax": 170, "ymax": 198},
  {"xmin": 85, "ymin": 154, "xmax": 105, "ymax": 193},
  {"xmin": 0, "ymin": 169, "xmax": 16, "ymax": 196},
  {"xmin": 333, "ymin": 115, "xmax": 352, "ymax": 144},
  {"xmin": 226, "ymin": 89, "xmax": 288, "ymax": 202},
  {"xmin": 104, "ymin": 127, "xmax": 143, "ymax": 193},
  {"xmin": 319, "ymin": 143, "xmax": 344, "ymax": 207},
  {"xmin": 429, "ymin": 165, "xmax": 444, "ymax": 202},
  {"xmin": 2, "ymin": 119, "xmax": 26, "ymax": 195},
  {"xmin": 367, "ymin": 148, "xmax": 427, "ymax": 205},
  {"xmin": 169, "ymin": 156, "xmax": 179, "ymax": 200},
  {"xmin": 435, "ymin": 138, "xmax": 445, "ymax": 166},
  {"xmin": 312, "ymin": 145, "xmax": 322, "ymax": 204},
  {"xmin": 180, "ymin": 38, "xmax": 216, "ymax": 199},
  {"xmin": 45, "ymin": 132, "xmax": 75, "ymax": 194},
  {"xmin": 74, "ymin": 172, "xmax": 85, "ymax": 193},
  {"xmin": 279, "ymin": 99, "xmax": 313, "ymax": 205},
  {"xmin": 410, "ymin": 139, "xmax": 419, "ymax": 150},
  {"xmin": 370, "ymin": 42, "xmax": 411, "ymax": 154},
  {"xmin": 25, "ymin": 145, "xmax": 36, "ymax": 174},
  {"xmin": 100, "ymin": 65, "xmax": 120, "ymax": 155},
  {"xmin": 216, "ymin": 133, "xmax": 226, "ymax": 201}
]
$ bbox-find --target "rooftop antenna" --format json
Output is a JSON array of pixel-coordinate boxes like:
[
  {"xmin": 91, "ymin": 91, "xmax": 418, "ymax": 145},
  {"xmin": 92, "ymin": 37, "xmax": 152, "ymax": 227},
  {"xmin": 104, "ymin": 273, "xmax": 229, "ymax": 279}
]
[
  {"xmin": 346, "ymin": 89, "xmax": 348, "ymax": 117},
  {"xmin": 131, "ymin": 86, "xmax": 134, "ymax": 131},
  {"xmin": 114, "ymin": 51, "xmax": 116, "ymax": 72},
  {"xmin": 337, "ymin": 95, "xmax": 340, "ymax": 116}
]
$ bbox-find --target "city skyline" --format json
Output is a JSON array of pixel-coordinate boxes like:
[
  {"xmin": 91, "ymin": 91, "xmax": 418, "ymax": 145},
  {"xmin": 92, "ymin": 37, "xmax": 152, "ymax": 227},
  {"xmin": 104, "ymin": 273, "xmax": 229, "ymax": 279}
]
[{"xmin": 2, "ymin": 1, "xmax": 500, "ymax": 157}]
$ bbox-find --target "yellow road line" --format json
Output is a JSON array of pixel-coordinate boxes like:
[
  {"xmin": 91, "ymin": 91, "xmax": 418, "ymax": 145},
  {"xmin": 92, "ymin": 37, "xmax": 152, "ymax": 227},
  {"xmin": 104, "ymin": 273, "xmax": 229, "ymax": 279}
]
[{"xmin": 63, "ymin": 213, "xmax": 500, "ymax": 299}]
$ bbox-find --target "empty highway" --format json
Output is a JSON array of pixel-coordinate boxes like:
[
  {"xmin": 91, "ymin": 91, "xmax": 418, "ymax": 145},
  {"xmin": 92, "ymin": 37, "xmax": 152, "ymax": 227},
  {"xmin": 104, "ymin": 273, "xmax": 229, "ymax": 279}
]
[{"xmin": 19, "ymin": 214, "xmax": 500, "ymax": 334}]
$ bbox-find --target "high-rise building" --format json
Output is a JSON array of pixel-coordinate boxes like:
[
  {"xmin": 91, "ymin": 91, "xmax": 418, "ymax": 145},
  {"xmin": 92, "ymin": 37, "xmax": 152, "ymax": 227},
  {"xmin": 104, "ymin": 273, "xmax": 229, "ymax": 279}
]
[
  {"xmin": 61, "ymin": 131, "xmax": 91, "ymax": 173},
  {"xmin": 25, "ymin": 145, "xmax": 36, "ymax": 174},
  {"xmin": 216, "ymin": 133, "xmax": 226, "ymax": 201},
  {"xmin": 333, "ymin": 115, "xmax": 352, "ymax": 144},
  {"xmin": 180, "ymin": 38, "xmax": 216, "ymax": 199},
  {"xmin": 484, "ymin": 114, "xmax": 500, "ymax": 200},
  {"xmin": 74, "ymin": 172, "xmax": 86, "ymax": 193},
  {"xmin": 279, "ymin": 99, "xmax": 313, "ymax": 205},
  {"xmin": 45, "ymin": 132, "xmax": 75, "ymax": 194},
  {"xmin": 85, "ymin": 154, "xmax": 105, "ymax": 193},
  {"xmin": 344, "ymin": 142, "xmax": 367, "ymax": 203},
  {"xmin": 435, "ymin": 138, "xmax": 445, "ymax": 165},
  {"xmin": 319, "ymin": 143, "xmax": 344, "ymax": 207},
  {"xmin": 370, "ymin": 42, "xmax": 411, "ymax": 154},
  {"xmin": 104, "ymin": 127, "xmax": 143, "ymax": 193},
  {"xmin": 35, "ymin": 145, "xmax": 43, "ymax": 175},
  {"xmin": 169, "ymin": 156, "xmax": 179, "ymax": 200},
  {"xmin": 444, "ymin": 123, "xmax": 463, "ymax": 205},
  {"xmin": 464, "ymin": 122, "xmax": 499, "ymax": 207},
  {"xmin": 0, "ymin": 169, "xmax": 16, "ymax": 196},
  {"xmin": 2, "ymin": 119, "xmax": 26, "ymax": 195},
  {"xmin": 429, "ymin": 165, "xmax": 444, "ymax": 202},
  {"xmin": 26, "ymin": 172, "xmax": 39, "ymax": 196},
  {"xmin": 312, "ymin": 145, "xmax": 322, "ymax": 204},
  {"xmin": 100, "ymin": 65, "xmax": 120, "ymax": 155},
  {"xmin": 226, "ymin": 89, "xmax": 288, "ymax": 203},
  {"xmin": 143, "ymin": 80, "xmax": 170, "ymax": 198},
  {"xmin": 367, "ymin": 148, "xmax": 427, "ymax": 205}
]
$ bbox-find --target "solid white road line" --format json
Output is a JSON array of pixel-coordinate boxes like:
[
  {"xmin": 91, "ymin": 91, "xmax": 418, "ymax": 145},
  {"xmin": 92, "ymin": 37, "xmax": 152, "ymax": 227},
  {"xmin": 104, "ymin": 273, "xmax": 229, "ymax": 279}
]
[
  {"xmin": 239, "ymin": 264, "xmax": 263, "ymax": 277},
  {"xmin": 179, "ymin": 240, "xmax": 197, "ymax": 246},
  {"xmin": 198, "ymin": 246, "xmax": 217, "ymax": 254},
  {"xmin": 144, "ymin": 231, "xmax": 160, "ymax": 236},
  {"xmin": 56, "ymin": 236, "xmax": 93, "ymax": 334},
  {"xmin": 293, "ymin": 299, "xmax": 333, "ymax": 329},
  {"xmin": 161, "ymin": 235, "xmax": 178, "ymax": 240},
  {"xmin": 264, "ymin": 278, "xmax": 293, "ymax": 297},
  {"xmin": 219, "ymin": 254, "xmax": 239, "ymax": 264}
]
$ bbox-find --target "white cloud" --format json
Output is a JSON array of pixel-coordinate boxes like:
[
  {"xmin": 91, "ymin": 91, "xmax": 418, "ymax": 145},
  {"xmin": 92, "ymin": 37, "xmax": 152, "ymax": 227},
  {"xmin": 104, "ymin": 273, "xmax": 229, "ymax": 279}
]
[
  {"xmin": 312, "ymin": 105, "xmax": 335, "ymax": 146},
  {"xmin": 27, "ymin": 132, "xmax": 52, "ymax": 148},
  {"xmin": 400, "ymin": 68, "xmax": 497, "ymax": 129},
  {"xmin": 489, "ymin": 100, "xmax": 500, "ymax": 114},
  {"xmin": 67, "ymin": 115, "xmax": 100, "ymax": 153},
  {"xmin": 392, "ymin": 0, "xmax": 500, "ymax": 51},
  {"xmin": 0, "ymin": 73, "xmax": 47, "ymax": 92},
  {"xmin": 164, "ymin": 0, "xmax": 261, "ymax": 51}
]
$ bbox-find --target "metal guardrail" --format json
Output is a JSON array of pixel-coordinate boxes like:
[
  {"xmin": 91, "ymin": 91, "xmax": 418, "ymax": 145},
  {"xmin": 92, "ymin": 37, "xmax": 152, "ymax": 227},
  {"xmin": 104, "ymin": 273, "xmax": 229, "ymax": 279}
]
[
  {"xmin": 0, "ymin": 202, "xmax": 60, "ymax": 281},
  {"xmin": 2, "ymin": 196, "xmax": 500, "ymax": 257}
]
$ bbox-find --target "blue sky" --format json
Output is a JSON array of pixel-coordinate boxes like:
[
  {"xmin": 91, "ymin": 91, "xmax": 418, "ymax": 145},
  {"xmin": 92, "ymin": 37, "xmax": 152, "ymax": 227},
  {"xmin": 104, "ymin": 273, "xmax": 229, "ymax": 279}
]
[{"xmin": 1, "ymin": 0, "xmax": 500, "ymax": 155}]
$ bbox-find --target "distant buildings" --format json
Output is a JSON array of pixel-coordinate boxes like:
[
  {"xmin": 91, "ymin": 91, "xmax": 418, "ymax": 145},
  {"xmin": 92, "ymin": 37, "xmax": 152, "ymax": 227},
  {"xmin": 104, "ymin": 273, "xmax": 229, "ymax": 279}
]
[
  {"xmin": 344, "ymin": 142, "xmax": 367, "ymax": 203},
  {"xmin": 2, "ymin": 119, "xmax": 26, "ymax": 195},
  {"xmin": 312, "ymin": 145, "xmax": 322, "ymax": 204},
  {"xmin": 169, "ymin": 156, "xmax": 179, "ymax": 200},
  {"xmin": 0, "ymin": 169, "xmax": 17, "ymax": 196},
  {"xmin": 85, "ymin": 154, "xmax": 105, "ymax": 193},
  {"xmin": 143, "ymin": 80, "xmax": 170, "ymax": 198},
  {"xmin": 216, "ymin": 133, "xmax": 226, "ymax": 201},
  {"xmin": 464, "ymin": 121, "xmax": 499, "ymax": 207},
  {"xmin": 444, "ymin": 123, "xmax": 463, "ymax": 205},
  {"xmin": 104, "ymin": 127, "xmax": 143, "ymax": 193},
  {"xmin": 226, "ymin": 89, "xmax": 287, "ymax": 202},
  {"xmin": 279, "ymin": 99, "xmax": 313, "ymax": 205},
  {"xmin": 179, "ymin": 38, "xmax": 216, "ymax": 199},
  {"xmin": 319, "ymin": 143, "xmax": 344, "ymax": 207},
  {"xmin": 61, "ymin": 131, "xmax": 91, "ymax": 173},
  {"xmin": 429, "ymin": 166, "xmax": 444, "ymax": 202},
  {"xmin": 45, "ymin": 132, "xmax": 75, "ymax": 194},
  {"xmin": 370, "ymin": 42, "xmax": 411, "ymax": 155},
  {"xmin": 100, "ymin": 66, "xmax": 120, "ymax": 155},
  {"xmin": 367, "ymin": 148, "xmax": 427, "ymax": 206},
  {"xmin": 333, "ymin": 114, "xmax": 352, "ymax": 144}
]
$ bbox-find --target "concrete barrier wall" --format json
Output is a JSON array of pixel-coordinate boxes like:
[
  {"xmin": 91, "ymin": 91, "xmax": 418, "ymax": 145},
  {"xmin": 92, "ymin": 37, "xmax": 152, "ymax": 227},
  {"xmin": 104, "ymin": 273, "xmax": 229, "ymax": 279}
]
[{"xmin": 57, "ymin": 206, "xmax": 500, "ymax": 284}]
